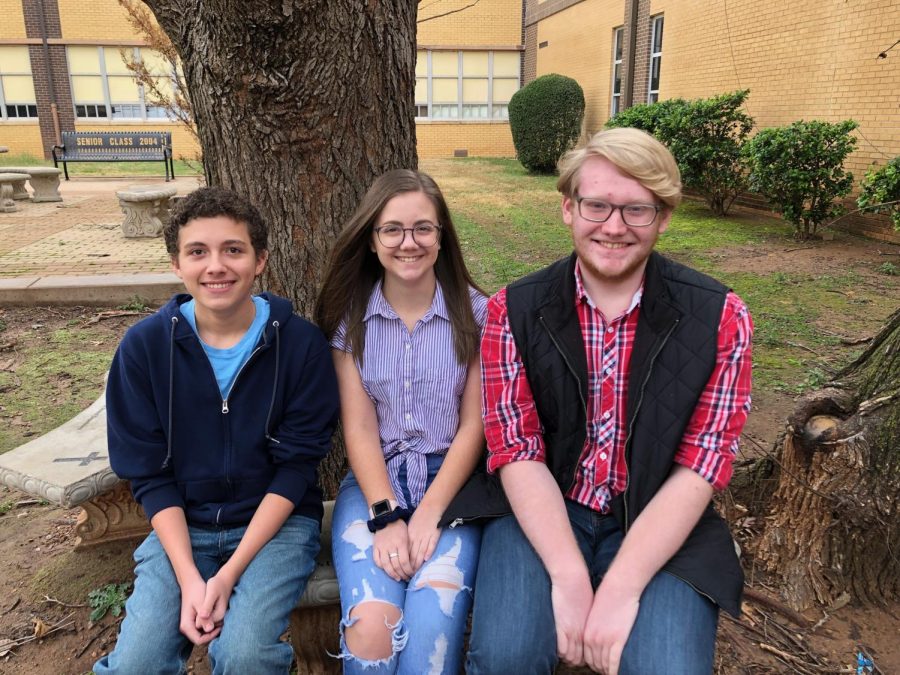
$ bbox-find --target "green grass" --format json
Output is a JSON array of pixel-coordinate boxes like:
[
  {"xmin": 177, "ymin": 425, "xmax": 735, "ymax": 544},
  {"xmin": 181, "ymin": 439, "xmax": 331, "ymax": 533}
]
[
  {"xmin": 0, "ymin": 327, "xmax": 114, "ymax": 455},
  {"xmin": 0, "ymin": 152, "xmax": 201, "ymax": 177}
]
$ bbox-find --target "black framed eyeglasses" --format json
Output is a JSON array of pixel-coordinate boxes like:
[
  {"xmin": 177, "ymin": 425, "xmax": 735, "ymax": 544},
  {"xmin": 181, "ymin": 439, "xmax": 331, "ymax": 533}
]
[
  {"xmin": 575, "ymin": 197, "xmax": 662, "ymax": 227},
  {"xmin": 374, "ymin": 223, "xmax": 442, "ymax": 248}
]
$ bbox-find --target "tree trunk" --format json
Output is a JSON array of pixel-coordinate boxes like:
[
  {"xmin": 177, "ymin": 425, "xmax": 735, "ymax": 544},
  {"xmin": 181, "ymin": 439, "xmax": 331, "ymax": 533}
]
[
  {"xmin": 756, "ymin": 308, "xmax": 900, "ymax": 610},
  {"xmin": 142, "ymin": 1, "xmax": 419, "ymax": 495}
]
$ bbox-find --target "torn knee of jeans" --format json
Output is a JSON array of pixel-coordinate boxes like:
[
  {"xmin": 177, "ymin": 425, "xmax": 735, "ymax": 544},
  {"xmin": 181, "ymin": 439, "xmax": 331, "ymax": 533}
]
[
  {"xmin": 334, "ymin": 601, "xmax": 408, "ymax": 665},
  {"xmin": 340, "ymin": 519, "xmax": 373, "ymax": 562}
]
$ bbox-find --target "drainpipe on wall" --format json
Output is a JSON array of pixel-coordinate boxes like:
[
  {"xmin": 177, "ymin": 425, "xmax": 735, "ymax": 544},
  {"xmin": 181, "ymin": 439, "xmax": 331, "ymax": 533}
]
[
  {"xmin": 36, "ymin": 0, "xmax": 61, "ymax": 145},
  {"xmin": 623, "ymin": 0, "xmax": 639, "ymax": 108}
]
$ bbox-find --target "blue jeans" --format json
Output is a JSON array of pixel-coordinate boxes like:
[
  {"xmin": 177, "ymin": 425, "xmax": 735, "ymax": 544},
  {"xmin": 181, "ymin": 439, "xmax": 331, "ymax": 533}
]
[
  {"xmin": 332, "ymin": 455, "xmax": 481, "ymax": 674},
  {"xmin": 467, "ymin": 501, "xmax": 718, "ymax": 675},
  {"xmin": 93, "ymin": 514, "xmax": 320, "ymax": 675}
]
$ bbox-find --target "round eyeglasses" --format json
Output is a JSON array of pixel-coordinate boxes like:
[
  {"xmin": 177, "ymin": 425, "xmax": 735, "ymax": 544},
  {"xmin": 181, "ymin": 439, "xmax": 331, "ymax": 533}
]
[
  {"xmin": 576, "ymin": 197, "xmax": 662, "ymax": 227},
  {"xmin": 374, "ymin": 223, "xmax": 442, "ymax": 248}
]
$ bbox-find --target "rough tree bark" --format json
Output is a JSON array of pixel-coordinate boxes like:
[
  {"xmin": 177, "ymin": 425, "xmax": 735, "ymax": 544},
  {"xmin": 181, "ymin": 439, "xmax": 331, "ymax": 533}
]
[
  {"xmin": 756, "ymin": 307, "xmax": 900, "ymax": 610},
  {"xmin": 141, "ymin": 1, "xmax": 419, "ymax": 494}
]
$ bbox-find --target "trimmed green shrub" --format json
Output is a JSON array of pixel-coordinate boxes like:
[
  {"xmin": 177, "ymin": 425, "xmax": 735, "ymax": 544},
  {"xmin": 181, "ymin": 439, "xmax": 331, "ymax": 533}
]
[
  {"xmin": 607, "ymin": 91, "xmax": 752, "ymax": 216},
  {"xmin": 508, "ymin": 74, "xmax": 585, "ymax": 174},
  {"xmin": 857, "ymin": 156, "xmax": 900, "ymax": 230},
  {"xmin": 663, "ymin": 91, "xmax": 753, "ymax": 216},
  {"xmin": 605, "ymin": 97, "xmax": 687, "ymax": 136},
  {"xmin": 744, "ymin": 120, "xmax": 858, "ymax": 240}
]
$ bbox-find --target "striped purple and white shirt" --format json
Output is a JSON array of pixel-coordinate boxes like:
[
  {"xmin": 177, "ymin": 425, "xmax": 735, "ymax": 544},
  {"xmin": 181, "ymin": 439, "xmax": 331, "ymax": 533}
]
[{"xmin": 333, "ymin": 281, "xmax": 488, "ymax": 508}]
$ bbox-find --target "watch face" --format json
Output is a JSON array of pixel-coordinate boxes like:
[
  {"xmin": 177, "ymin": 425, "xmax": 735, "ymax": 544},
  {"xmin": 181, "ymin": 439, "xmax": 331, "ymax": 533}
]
[{"xmin": 372, "ymin": 500, "xmax": 392, "ymax": 517}]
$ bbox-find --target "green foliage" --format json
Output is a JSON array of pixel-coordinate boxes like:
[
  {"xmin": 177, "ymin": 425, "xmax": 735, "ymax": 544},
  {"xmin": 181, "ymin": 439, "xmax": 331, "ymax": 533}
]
[
  {"xmin": 664, "ymin": 91, "xmax": 753, "ymax": 216},
  {"xmin": 605, "ymin": 98, "xmax": 687, "ymax": 135},
  {"xmin": 877, "ymin": 262, "xmax": 899, "ymax": 276},
  {"xmin": 0, "ymin": 498, "xmax": 14, "ymax": 516},
  {"xmin": 508, "ymin": 74, "xmax": 585, "ymax": 174},
  {"xmin": 116, "ymin": 296, "xmax": 151, "ymax": 312},
  {"xmin": 857, "ymin": 156, "xmax": 900, "ymax": 230},
  {"xmin": 744, "ymin": 119, "xmax": 858, "ymax": 239},
  {"xmin": 88, "ymin": 582, "xmax": 131, "ymax": 622},
  {"xmin": 607, "ymin": 92, "xmax": 753, "ymax": 216}
]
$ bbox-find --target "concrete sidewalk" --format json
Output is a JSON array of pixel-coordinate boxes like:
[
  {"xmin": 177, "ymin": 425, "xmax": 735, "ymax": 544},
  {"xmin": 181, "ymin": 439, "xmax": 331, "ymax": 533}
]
[{"xmin": 0, "ymin": 175, "xmax": 201, "ymax": 305}]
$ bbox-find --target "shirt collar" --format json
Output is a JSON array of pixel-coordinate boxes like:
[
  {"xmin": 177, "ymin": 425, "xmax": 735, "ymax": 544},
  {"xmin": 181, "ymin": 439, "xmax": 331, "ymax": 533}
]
[
  {"xmin": 573, "ymin": 259, "xmax": 644, "ymax": 317},
  {"xmin": 363, "ymin": 279, "xmax": 449, "ymax": 323}
]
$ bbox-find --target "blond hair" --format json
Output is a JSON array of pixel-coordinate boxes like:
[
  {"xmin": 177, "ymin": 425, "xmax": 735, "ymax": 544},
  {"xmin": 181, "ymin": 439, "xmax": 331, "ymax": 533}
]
[{"xmin": 557, "ymin": 127, "xmax": 682, "ymax": 208}]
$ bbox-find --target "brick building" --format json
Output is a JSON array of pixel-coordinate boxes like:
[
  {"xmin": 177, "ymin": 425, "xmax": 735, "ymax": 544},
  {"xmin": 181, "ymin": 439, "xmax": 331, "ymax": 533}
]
[
  {"xmin": 0, "ymin": 0, "xmax": 524, "ymax": 159},
  {"xmin": 524, "ymin": 0, "xmax": 900, "ymax": 241}
]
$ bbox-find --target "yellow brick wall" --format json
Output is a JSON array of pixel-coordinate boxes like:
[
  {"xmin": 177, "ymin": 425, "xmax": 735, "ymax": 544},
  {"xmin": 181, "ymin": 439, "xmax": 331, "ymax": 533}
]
[
  {"xmin": 58, "ymin": 0, "xmax": 144, "ymax": 41},
  {"xmin": 535, "ymin": 0, "xmax": 624, "ymax": 133},
  {"xmin": 74, "ymin": 121, "xmax": 200, "ymax": 160},
  {"xmin": 418, "ymin": 0, "xmax": 523, "ymax": 47},
  {"xmin": 417, "ymin": 122, "xmax": 515, "ymax": 157},
  {"xmin": 0, "ymin": 122, "xmax": 45, "ymax": 158},
  {"xmin": 0, "ymin": 0, "xmax": 27, "ymax": 39},
  {"xmin": 651, "ymin": 0, "xmax": 899, "ymax": 178}
]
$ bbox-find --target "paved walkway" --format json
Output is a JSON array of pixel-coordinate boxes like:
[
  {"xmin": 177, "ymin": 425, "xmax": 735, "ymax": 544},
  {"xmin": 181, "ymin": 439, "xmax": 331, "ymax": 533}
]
[{"xmin": 0, "ymin": 175, "xmax": 201, "ymax": 304}]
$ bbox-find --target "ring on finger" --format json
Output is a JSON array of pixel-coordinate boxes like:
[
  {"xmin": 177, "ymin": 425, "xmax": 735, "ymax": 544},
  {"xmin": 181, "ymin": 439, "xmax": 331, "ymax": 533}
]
[{"xmin": 389, "ymin": 551, "xmax": 400, "ymax": 559}]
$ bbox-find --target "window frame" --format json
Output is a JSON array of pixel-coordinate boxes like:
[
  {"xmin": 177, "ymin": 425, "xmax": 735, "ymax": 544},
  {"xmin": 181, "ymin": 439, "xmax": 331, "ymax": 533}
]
[
  {"xmin": 0, "ymin": 46, "xmax": 39, "ymax": 121},
  {"xmin": 415, "ymin": 49, "xmax": 520, "ymax": 122},
  {"xmin": 67, "ymin": 45, "xmax": 178, "ymax": 122},
  {"xmin": 610, "ymin": 26, "xmax": 624, "ymax": 117},
  {"xmin": 647, "ymin": 14, "xmax": 664, "ymax": 104}
]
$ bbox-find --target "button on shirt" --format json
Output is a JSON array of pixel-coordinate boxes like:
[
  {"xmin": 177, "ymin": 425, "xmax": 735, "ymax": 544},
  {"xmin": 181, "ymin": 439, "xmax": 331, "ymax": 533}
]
[
  {"xmin": 482, "ymin": 261, "xmax": 753, "ymax": 513},
  {"xmin": 332, "ymin": 281, "xmax": 488, "ymax": 508}
]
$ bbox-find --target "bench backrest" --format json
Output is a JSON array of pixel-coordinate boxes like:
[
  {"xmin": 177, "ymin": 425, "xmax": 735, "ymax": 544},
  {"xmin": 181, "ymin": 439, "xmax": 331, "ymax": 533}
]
[{"xmin": 59, "ymin": 131, "xmax": 172, "ymax": 160}]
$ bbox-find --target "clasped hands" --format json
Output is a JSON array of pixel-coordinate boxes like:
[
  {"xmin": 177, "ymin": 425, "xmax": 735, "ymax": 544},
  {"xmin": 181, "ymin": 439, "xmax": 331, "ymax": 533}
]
[
  {"xmin": 372, "ymin": 506, "xmax": 441, "ymax": 582},
  {"xmin": 178, "ymin": 569, "xmax": 237, "ymax": 645},
  {"xmin": 553, "ymin": 571, "xmax": 641, "ymax": 675}
]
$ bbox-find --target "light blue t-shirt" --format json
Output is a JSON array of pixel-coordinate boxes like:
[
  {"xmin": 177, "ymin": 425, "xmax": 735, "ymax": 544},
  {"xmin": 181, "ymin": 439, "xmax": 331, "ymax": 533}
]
[{"xmin": 180, "ymin": 295, "xmax": 270, "ymax": 398}]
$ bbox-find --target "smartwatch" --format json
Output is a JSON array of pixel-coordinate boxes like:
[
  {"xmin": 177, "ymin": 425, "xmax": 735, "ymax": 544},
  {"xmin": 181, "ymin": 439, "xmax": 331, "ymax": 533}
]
[{"xmin": 370, "ymin": 499, "xmax": 393, "ymax": 519}]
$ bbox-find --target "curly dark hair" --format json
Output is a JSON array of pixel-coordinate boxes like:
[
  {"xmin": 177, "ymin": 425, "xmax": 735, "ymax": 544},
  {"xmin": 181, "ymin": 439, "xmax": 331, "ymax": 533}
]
[{"xmin": 164, "ymin": 186, "xmax": 268, "ymax": 257}]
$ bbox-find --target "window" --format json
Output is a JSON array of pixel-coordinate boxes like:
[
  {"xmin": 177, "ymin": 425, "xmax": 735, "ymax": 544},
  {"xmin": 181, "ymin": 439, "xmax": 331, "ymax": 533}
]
[
  {"xmin": 648, "ymin": 15, "xmax": 663, "ymax": 104},
  {"xmin": 67, "ymin": 46, "xmax": 179, "ymax": 121},
  {"xmin": 415, "ymin": 50, "xmax": 520, "ymax": 121},
  {"xmin": 610, "ymin": 27, "xmax": 623, "ymax": 116},
  {"xmin": 0, "ymin": 46, "xmax": 39, "ymax": 121}
]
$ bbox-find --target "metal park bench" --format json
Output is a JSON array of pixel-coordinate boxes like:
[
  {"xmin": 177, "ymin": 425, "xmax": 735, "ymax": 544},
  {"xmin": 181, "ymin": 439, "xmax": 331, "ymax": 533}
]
[{"xmin": 52, "ymin": 131, "xmax": 175, "ymax": 181}]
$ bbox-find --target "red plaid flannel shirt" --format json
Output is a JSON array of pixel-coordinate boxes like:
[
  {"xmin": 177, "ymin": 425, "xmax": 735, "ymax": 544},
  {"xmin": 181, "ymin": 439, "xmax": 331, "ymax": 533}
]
[{"xmin": 482, "ymin": 262, "xmax": 753, "ymax": 512}]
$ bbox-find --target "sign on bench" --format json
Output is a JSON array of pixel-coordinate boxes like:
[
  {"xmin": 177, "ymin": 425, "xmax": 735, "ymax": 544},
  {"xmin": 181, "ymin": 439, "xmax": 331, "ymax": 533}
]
[{"xmin": 52, "ymin": 131, "xmax": 175, "ymax": 181}]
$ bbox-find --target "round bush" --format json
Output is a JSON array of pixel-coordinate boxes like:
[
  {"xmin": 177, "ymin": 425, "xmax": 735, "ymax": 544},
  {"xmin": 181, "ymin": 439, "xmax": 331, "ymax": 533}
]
[{"xmin": 509, "ymin": 74, "xmax": 585, "ymax": 174}]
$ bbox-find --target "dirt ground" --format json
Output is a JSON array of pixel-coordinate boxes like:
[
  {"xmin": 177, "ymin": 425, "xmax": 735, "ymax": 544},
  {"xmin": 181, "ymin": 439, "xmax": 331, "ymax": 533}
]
[{"xmin": 1, "ymin": 222, "xmax": 899, "ymax": 674}]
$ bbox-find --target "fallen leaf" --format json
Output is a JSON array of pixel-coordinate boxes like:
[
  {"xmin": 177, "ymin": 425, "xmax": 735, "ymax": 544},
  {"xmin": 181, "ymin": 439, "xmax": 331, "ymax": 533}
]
[{"xmin": 33, "ymin": 617, "xmax": 50, "ymax": 639}]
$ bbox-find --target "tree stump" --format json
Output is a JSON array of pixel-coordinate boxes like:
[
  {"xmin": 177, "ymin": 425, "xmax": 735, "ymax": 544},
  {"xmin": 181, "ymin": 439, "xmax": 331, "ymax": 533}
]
[{"xmin": 756, "ymin": 308, "xmax": 900, "ymax": 609}]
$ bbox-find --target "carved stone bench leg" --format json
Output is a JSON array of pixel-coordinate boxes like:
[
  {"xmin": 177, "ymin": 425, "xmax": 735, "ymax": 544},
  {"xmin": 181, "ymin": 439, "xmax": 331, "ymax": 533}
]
[
  {"xmin": 0, "ymin": 183, "xmax": 16, "ymax": 213},
  {"xmin": 74, "ymin": 481, "xmax": 150, "ymax": 548},
  {"xmin": 290, "ymin": 604, "xmax": 342, "ymax": 675},
  {"xmin": 10, "ymin": 176, "xmax": 28, "ymax": 200},
  {"xmin": 30, "ymin": 173, "xmax": 63, "ymax": 203}
]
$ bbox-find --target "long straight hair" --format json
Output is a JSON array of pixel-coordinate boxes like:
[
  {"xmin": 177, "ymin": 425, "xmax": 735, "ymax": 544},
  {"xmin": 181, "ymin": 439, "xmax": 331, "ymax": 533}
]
[{"xmin": 315, "ymin": 169, "xmax": 484, "ymax": 366}]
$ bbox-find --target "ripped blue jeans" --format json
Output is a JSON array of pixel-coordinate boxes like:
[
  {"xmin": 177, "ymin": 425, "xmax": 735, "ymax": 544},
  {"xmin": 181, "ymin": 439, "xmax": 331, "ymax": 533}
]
[{"xmin": 331, "ymin": 455, "xmax": 481, "ymax": 674}]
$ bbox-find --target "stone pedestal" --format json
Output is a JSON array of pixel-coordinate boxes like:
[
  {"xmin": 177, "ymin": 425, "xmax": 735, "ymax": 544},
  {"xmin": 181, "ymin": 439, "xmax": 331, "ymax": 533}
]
[
  {"xmin": 116, "ymin": 185, "xmax": 178, "ymax": 237},
  {"xmin": 0, "ymin": 173, "xmax": 22, "ymax": 212},
  {"xmin": 26, "ymin": 167, "xmax": 63, "ymax": 203},
  {"xmin": 75, "ymin": 481, "xmax": 149, "ymax": 547}
]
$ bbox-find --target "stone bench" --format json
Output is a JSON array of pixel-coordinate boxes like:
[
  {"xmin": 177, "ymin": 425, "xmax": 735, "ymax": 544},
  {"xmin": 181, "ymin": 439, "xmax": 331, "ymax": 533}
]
[
  {"xmin": 0, "ymin": 166, "xmax": 63, "ymax": 203},
  {"xmin": 116, "ymin": 184, "xmax": 178, "ymax": 238},
  {"xmin": 0, "ymin": 389, "xmax": 341, "ymax": 672}
]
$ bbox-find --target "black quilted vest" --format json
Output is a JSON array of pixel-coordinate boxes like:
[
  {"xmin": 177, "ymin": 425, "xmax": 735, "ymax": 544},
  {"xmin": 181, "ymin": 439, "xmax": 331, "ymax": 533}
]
[{"xmin": 504, "ymin": 251, "xmax": 743, "ymax": 616}]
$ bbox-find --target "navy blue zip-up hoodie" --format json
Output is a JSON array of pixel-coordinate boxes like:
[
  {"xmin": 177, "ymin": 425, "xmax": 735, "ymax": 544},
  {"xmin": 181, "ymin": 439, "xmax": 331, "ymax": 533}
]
[{"xmin": 106, "ymin": 292, "xmax": 339, "ymax": 527}]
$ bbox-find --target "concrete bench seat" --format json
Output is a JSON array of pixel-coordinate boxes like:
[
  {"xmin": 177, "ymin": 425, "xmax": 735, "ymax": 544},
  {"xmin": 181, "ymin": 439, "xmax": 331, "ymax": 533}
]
[
  {"xmin": 0, "ymin": 389, "xmax": 341, "ymax": 671},
  {"xmin": 0, "ymin": 166, "xmax": 63, "ymax": 202},
  {"xmin": 116, "ymin": 184, "xmax": 177, "ymax": 237}
]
